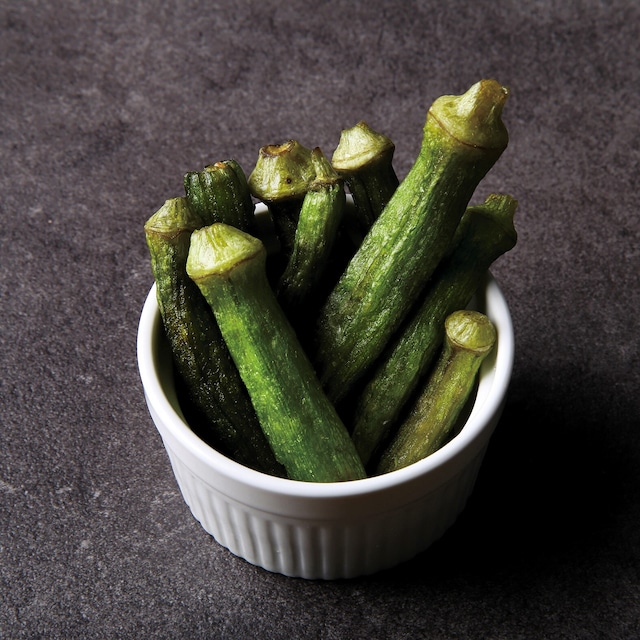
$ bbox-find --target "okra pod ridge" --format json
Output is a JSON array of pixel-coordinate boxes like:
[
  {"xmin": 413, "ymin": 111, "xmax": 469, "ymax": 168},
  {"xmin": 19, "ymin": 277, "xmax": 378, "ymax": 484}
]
[
  {"xmin": 187, "ymin": 223, "xmax": 367, "ymax": 483},
  {"xmin": 332, "ymin": 121, "xmax": 398, "ymax": 233},
  {"xmin": 144, "ymin": 198, "xmax": 283, "ymax": 476},
  {"xmin": 183, "ymin": 159, "xmax": 255, "ymax": 231},
  {"xmin": 248, "ymin": 139, "xmax": 316, "ymax": 273},
  {"xmin": 277, "ymin": 148, "xmax": 346, "ymax": 316},
  {"xmin": 376, "ymin": 310, "xmax": 497, "ymax": 474},
  {"xmin": 316, "ymin": 79, "xmax": 510, "ymax": 404},
  {"xmin": 351, "ymin": 193, "xmax": 517, "ymax": 467}
]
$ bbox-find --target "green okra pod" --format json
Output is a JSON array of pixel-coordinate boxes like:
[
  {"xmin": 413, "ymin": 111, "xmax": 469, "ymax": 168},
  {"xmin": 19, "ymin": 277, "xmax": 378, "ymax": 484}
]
[
  {"xmin": 315, "ymin": 79, "xmax": 510, "ymax": 403},
  {"xmin": 184, "ymin": 159, "xmax": 255, "ymax": 231},
  {"xmin": 277, "ymin": 147, "xmax": 346, "ymax": 318},
  {"xmin": 331, "ymin": 121, "xmax": 398, "ymax": 237},
  {"xmin": 144, "ymin": 198, "xmax": 283, "ymax": 476},
  {"xmin": 247, "ymin": 140, "xmax": 316, "ymax": 264},
  {"xmin": 376, "ymin": 310, "xmax": 497, "ymax": 474},
  {"xmin": 186, "ymin": 223, "xmax": 367, "ymax": 483},
  {"xmin": 351, "ymin": 193, "xmax": 518, "ymax": 466}
]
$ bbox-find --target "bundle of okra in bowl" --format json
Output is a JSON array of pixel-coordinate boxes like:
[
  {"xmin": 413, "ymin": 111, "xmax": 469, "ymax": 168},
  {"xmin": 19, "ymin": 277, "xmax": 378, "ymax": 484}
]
[{"xmin": 142, "ymin": 78, "xmax": 518, "ymax": 484}]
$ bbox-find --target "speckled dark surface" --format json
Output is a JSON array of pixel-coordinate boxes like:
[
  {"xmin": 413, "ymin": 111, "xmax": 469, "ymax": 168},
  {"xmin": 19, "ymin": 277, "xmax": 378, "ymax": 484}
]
[{"xmin": 2, "ymin": 1, "xmax": 639, "ymax": 638}]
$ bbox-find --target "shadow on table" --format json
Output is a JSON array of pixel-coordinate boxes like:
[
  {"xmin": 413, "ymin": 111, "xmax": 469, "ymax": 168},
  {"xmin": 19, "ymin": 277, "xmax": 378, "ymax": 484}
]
[{"xmin": 375, "ymin": 368, "xmax": 639, "ymax": 583}]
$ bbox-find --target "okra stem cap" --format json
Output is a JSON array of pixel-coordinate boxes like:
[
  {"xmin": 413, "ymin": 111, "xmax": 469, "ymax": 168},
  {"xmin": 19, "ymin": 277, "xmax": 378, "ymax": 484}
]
[
  {"xmin": 445, "ymin": 310, "xmax": 497, "ymax": 355},
  {"xmin": 186, "ymin": 224, "xmax": 265, "ymax": 280},
  {"xmin": 309, "ymin": 147, "xmax": 340, "ymax": 187},
  {"xmin": 331, "ymin": 121, "xmax": 395, "ymax": 171},
  {"xmin": 248, "ymin": 140, "xmax": 316, "ymax": 201},
  {"xmin": 144, "ymin": 197, "xmax": 202, "ymax": 239},
  {"xmin": 429, "ymin": 79, "xmax": 510, "ymax": 150}
]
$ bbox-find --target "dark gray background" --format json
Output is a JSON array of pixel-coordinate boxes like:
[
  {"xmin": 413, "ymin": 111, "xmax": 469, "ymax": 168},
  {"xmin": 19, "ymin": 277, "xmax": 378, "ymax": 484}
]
[{"xmin": 2, "ymin": 1, "xmax": 639, "ymax": 638}]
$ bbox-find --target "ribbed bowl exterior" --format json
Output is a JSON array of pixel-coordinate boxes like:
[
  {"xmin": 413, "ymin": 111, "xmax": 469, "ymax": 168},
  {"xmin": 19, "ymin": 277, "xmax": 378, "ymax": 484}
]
[
  {"xmin": 138, "ymin": 273, "xmax": 513, "ymax": 580},
  {"xmin": 164, "ymin": 439, "xmax": 488, "ymax": 579}
]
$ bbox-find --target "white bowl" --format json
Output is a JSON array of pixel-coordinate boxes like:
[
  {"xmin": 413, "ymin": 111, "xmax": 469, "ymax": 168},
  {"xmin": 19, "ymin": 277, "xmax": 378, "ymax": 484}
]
[{"xmin": 137, "ymin": 271, "xmax": 513, "ymax": 580}]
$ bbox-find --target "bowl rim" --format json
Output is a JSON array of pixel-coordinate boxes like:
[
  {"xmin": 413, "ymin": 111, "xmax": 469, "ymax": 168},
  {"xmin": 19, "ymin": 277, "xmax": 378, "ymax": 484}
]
[{"xmin": 137, "ymin": 272, "xmax": 513, "ymax": 500}]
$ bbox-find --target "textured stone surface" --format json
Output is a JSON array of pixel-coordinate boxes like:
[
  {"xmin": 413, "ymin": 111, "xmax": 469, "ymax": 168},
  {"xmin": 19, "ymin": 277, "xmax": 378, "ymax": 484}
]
[{"xmin": 1, "ymin": 1, "xmax": 639, "ymax": 637}]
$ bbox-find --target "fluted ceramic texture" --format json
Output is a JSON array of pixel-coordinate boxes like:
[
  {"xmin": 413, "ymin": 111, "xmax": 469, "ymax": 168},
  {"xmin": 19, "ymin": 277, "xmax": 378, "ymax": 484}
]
[
  {"xmin": 162, "ymin": 441, "xmax": 486, "ymax": 579},
  {"xmin": 138, "ymin": 269, "xmax": 513, "ymax": 580}
]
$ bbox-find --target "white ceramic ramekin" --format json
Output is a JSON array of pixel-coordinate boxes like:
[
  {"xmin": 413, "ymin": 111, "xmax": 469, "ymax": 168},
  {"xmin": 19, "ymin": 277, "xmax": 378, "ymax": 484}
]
[{"xmin": 137, "ymin": 272, "xmax": 513, "ymax": 580}]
